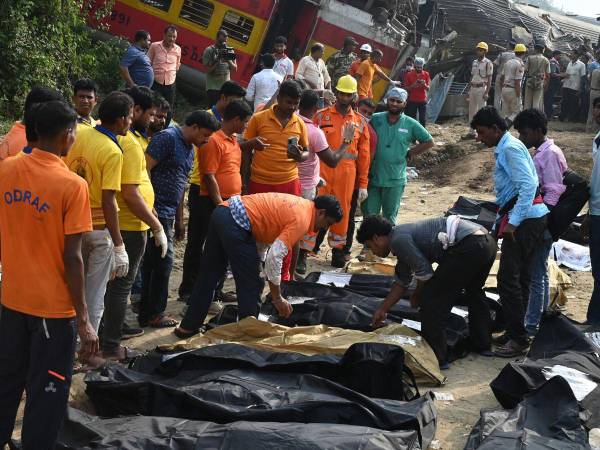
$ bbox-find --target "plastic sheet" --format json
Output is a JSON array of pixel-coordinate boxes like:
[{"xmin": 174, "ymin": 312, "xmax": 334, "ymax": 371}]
[
  {"xmin": 162, "ymin": 317, "xmax": 445, "ymax": 385},
  {"xmin": 57, "ymin": 408, "xmax": 423, "ymax": 450},
  {"xmin": 464, "ymin": 376, "xmax": 589, "ymax": 449},
  {"xmin": 85, "ymin": 366, "xmax": 437, "ymax": 448},
  {"xmin": 130, "ymin": 342, "xmax": 420, "ymax": 401},
  {"xmin": 490, "ymin": 313, "xmax": 600, "ymax": 428}
]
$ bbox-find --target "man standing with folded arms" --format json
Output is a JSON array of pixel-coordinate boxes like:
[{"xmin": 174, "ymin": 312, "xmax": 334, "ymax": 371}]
[{"xmin": 0, "ymin": 101, "xmax": 96, "ymax": 449}]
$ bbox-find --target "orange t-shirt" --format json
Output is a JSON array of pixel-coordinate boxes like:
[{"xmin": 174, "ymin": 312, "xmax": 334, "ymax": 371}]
[
  {"xmin": 356, "ymin": 59, "xmax": 377, "ymax": 98},
  {"xmin": 349, "ymin": 59, "xmax": 362, "ymax": 77},
  {"xmin": 199, "ymin": 129, "xmax": 242, "ymax": 199},
  {"xmin": 0, "ymin": 122, "xmax": 27, "ymax": 161},
  {"xmin": 243, "ymin": 106, "xmax": 309, "ymax": 185},
  {"xmin": 240, "ymin": 193, "xmax": 315, "ymax": 248},
  {"xmin": 0, "ymin": 149, "xmax": 93, "ymax": 318},
  {"xmin": 314, "ymin": 106, "xmax": 371, "ymax": 189}
]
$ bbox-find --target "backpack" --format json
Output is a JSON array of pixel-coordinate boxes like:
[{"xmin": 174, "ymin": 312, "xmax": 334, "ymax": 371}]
[{"xmin": 547, "ymin": 169, "xmax": 590, "ymax": 241}]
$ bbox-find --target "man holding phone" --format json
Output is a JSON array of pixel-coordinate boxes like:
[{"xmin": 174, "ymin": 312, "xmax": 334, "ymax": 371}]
[{"xmin": 243, "ymin": 80, "xmax": 310, "ymax": 280}]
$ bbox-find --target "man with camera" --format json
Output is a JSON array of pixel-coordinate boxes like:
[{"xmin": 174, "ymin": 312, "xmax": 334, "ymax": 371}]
[{"xmin": 203, "ymin": 29, "xmax": 238, "ymax": 106}]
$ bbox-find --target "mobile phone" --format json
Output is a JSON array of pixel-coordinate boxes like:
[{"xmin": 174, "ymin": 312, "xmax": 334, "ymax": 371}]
[{"xmin": 288, "ymin": 137, "xmax": 298, "ymax": 147}]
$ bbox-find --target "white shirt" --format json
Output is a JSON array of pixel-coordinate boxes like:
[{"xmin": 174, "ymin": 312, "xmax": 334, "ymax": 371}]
[
  {"xmin": 273, "ymin": 55, "xmax": 294, "ymax": 79},
  {"xmin": 563, "ymin": 60, "xmax": 587, "ymax": 91},
  {"xmin": 245, "ymin": 68, "xmax": 283, "ymax": 111},
  {"xmin": 296, "ymin": 55, "xmax": 331, "ymax": 90}
]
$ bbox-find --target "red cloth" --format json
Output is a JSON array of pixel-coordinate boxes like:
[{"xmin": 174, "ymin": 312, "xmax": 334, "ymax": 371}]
[
  {"xmin": 247, "ymin": 178, "xmax": 301, "ymax": 281},
  {"xmin": 404, "ymin": 69, "xmax": 431, "ymax": 103},
  {"xmin": 497, "ymin": 195, "xmax": 544, "ymax": 238}
]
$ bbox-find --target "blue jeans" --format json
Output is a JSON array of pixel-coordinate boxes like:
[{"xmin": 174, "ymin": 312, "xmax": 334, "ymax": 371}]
[
  {"xmin": 138, "ymin": 217, "xmax": 174, "ymax": 324},
  {"xmin": 588, "ymin": 215, "xmax": 600, "ymax": 324},
  {"xmin": 180, "ymin": 206, "xmax": 264, "ymax": 331},
  {"xmin": 525, "ymin": 231, "xmax": 553, "ymax": 330}
]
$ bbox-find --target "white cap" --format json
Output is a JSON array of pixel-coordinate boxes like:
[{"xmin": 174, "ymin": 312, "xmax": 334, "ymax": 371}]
[{"xmin": 360, "ymin": 43, "xmax": 372, "ymax": 52}]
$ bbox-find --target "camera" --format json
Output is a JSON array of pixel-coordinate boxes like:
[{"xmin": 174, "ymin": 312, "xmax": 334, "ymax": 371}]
[{"xmin": 217, "ymin": 46, "xmax": 236, "ymax": 61}]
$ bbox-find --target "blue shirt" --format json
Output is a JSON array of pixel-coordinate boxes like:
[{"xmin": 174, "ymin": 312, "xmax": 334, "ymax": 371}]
[
  {"xmin": 494, "ymin": 132, "xmax": 549, "ymax": 226},
  {"xmin": 589, "ymin": 131, "xmax": 600, "ymax": 216},
  {"xmin": 121, "ymin": 44, "xmax": 154, "ymax": 87},
  {"xmin": 147, "ymin": 126, "xmax": 193, "ymax": 219}
]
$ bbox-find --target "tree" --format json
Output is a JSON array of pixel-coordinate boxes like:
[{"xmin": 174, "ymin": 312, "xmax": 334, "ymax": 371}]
[{"xmin": 0, "ymin": 0, "xmax": 123, "ymax": 119}]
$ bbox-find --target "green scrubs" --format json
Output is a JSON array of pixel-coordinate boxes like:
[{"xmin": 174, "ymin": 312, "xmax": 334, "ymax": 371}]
[{"xmin": 363, "ymin": 112, "xmax": 432, "ymax": 223}]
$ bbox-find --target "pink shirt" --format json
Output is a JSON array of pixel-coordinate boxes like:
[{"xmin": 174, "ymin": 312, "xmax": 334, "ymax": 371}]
[
  {"xmin": 148, "ymin": 41, "xmax": 182, "ymax": 85},
  {"xmin": 298, "ymin": 115, "xmax": 329, "ymax": 190},
  {"xmin": 533, "ymin": 138, "xmax": 568, "ymax": 206}
]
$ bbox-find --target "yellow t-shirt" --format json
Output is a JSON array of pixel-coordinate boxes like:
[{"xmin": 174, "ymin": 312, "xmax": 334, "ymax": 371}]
[
  {"xmin": 189, "ymin": 108, "xmax": 220, "ymax": 185},
  {"xmin": 64, "ymin": 126, "xmax": 123, "ymax": 226},
  {"xmin": 116, "ymin": 130, "xmax": 155, "ymax": 231}
]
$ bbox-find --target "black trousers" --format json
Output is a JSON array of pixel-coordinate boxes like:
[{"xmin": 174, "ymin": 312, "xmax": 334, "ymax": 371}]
[
  {"xmin": 559, "ymin": 88, "xmax": 579, "ymax": 122},
  {"xmin": 344, "ymin": 188, "xmax": 359, "ymax": 254},
  {"xmin": 0, "ymin": 307, "xmax": 76, "ymax": 449},
  {"xmin": 152, "ymin": 81, "xmax": 176, "ymax": 109},
  {"xmin": 498, "ymin": 215, "xmax": 548, "ymax": 346},
  {"xmin": 544, "ymin": 83, "xmax": 560, "ymax": 118},
  {"xmin": 179, "ymin": 184, "xmax": 206, "ymax": 298},
  {"xmin": 180, "ymin": 191, "xmax": 227, "ymax": 300},
  {"xmin": 406, "ymin": 101, "xmax": 427, "ymax": 127},
  {"xmin": 419, "ymin": 234, "xmax": 497, "ymax": 364},
  {"xmin": 102, "ymin": 230, "xmax": 147, "ymax": 351}
]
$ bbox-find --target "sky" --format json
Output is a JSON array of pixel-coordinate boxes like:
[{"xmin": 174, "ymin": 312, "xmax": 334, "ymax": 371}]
[{"xmin": 556, "ymin": 0, "xmax": 599, "ymax": 17}]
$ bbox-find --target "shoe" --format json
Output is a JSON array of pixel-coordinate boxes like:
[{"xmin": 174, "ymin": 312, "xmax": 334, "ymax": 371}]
[
  {"xmin": 296, "ymin": 250, "xmax": 307, "ymax": 275},
  {"xmin": 121, "ymin": 323, "xmax": 144, "ymax": 340},
  {"xmin": 215, "ymin": 290, "xmax": 237, "ymax": 303},
  {"xmin": 494, "ymin": 339, "xmax": 529, "ymax": 358},
  {"xmin": 525, "ymin": 325, "xmax": 538, "ymax": 338},
  {"xmin": 208, "ymin": 301, "xmax": 224, "ymax": 315},
  {"xmin": 177, "ymin": 293, "xmax": 190, "ymax": 303},
  {"xmin": 492, "ymin": 332, "xmax": 510, "ymax": 346},
  {"xmin": 331, "ymin": 249, "xmax": 346, "ymax": 268}
]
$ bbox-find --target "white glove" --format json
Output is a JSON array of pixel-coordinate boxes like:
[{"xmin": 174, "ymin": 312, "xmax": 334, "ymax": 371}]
[
  {"xmin": 112, "ymin": 244, "xmax": 129, "ymax": 279},
  {"xmin": 152, "ymin": 226, "xmax": 168, "ymax": 258},
  {"xmin": 358, "ymin": 188, "xmax": 369, "ymax": 203}
]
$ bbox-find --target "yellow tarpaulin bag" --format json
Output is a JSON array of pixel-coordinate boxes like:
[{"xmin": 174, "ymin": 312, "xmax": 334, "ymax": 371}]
[{"xmin": 161, "ymin": 317, "xmax": 446, "ymax": 386}]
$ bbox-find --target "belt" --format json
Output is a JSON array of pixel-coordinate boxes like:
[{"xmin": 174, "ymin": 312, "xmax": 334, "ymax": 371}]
[{"xmin": 471, "ymin": 83, "xmax": 486, "ymax": 88}]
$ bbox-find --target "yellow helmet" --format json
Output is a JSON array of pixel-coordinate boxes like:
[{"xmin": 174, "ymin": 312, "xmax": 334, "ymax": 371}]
[
  {"xmin": 336, "ymin": 75, "xmax": 358, "ymax": 94},
  {"xmin": 476, "ymin": 42, "xmax": 488, "ymax": 51},
  {"xmin": 514, "ymin": 43, "xmax": 527, "ymax": 53}
]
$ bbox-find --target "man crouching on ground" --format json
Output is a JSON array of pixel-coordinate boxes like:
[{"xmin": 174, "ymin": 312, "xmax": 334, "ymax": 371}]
[
  {"xmin": 174, "ymin": 193, "xmax": 343, "ymax": 337},
  {"xmin": 357, "ymin": 215, "xmax": 497, "ymax": 370}
]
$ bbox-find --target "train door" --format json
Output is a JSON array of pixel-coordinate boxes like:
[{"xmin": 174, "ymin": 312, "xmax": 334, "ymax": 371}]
[{"xmin": 259, "ymin": 0, "xmax": 320, "ymax": 63}]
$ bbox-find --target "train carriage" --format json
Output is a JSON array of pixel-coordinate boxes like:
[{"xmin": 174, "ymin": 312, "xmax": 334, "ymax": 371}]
[{"xmin": 104, "ymin": 0, "xmax": 410, "ymax": 100}]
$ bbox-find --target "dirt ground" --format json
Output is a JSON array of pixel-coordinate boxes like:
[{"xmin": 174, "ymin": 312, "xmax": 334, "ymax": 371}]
[{"xmin": 10, "ymin": 119, "xmax": 599, "ymax": 449}]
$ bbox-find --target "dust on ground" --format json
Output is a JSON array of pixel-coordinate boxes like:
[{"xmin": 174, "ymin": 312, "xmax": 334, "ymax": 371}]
[{"xmin": 11, "ymin": 120, "xmax": 598, "ymax": 449}]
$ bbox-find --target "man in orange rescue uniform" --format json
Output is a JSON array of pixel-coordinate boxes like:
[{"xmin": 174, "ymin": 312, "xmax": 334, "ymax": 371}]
[
  {"xmin": 302, "ymin": 75, "xmax": 370, "ymax": 268},
  {"xmin": 174, "ymin": 193, "xmax": 343, "ymax": 337},
  {"xmin": 0, "ymin": 101, "xmax": 96, "ymax": 448}
]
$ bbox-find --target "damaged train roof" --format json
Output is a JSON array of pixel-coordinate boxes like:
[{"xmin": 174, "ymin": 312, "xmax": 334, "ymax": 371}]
[{"xmin": 420, "ymin": 0, "xmax": 600, "ymax": 74}]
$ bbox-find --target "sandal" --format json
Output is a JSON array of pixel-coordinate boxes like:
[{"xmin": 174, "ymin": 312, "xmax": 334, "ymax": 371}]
[
  {"xmin": 173, "ymin": 327, "xmax": 200, "ymax": 339},
  {"xmin": 148, "ymin": 314, "xmax": 178, "ymax": 328}
]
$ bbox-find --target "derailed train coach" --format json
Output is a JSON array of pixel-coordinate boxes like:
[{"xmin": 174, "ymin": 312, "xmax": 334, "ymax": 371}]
[{"xmin": 95, "ymin": 0, "xmax": 419, "ymax": 100}]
